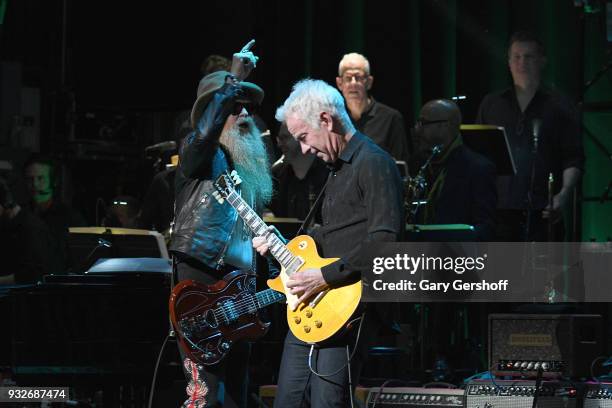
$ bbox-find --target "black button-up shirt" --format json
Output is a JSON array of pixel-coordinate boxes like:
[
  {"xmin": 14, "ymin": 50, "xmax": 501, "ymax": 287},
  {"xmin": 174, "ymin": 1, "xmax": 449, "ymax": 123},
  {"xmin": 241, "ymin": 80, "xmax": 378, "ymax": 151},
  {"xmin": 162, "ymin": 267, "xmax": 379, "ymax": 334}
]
[
  {"xmin": 476, "ymin": 87, "xmax": 584, "ymax": 210},
  {"xmin": 270, "ymin": 159, "xmax": 329, "ymax": 221},
  {"xmin": 353, "ymin": 98, "xmax": 410, "ymax": 164},
  {"xmin": 315, "ymin": 131, "xmax": 404, "ymax": 285}
]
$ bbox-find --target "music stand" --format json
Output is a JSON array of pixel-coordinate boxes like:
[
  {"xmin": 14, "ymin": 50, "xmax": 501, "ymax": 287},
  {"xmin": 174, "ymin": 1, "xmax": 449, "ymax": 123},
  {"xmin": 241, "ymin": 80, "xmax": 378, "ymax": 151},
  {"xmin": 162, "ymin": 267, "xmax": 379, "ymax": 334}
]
[
  {"xmin": 460, "ymin": 124, "xmax": 516, "ymax": 176},
  {"xmin": 405, "ymin": 223, "xmax": 476, "ymax": 242},
  {"xmin": 86, "ymin": 258, "xmax": 172, "ymax": 274},
  {"xmin": 67, "ymin": 227, "xmax": 169, "ymax": 274}
]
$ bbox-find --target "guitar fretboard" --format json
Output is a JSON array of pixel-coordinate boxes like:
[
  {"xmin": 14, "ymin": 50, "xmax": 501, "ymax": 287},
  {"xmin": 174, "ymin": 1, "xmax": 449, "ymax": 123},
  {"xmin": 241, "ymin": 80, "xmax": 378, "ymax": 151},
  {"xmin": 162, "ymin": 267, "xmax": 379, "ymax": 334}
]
[
  {"xmin": 256, "ymin": 289, "xmax": 286, "ymax": 309},
  {"xmin": 210, "ymin": 288, "xmax": 285, "ymax": 326},
  {"xmin": 224, "ymin": 190, "xmax": 298, "ymax": 272}
]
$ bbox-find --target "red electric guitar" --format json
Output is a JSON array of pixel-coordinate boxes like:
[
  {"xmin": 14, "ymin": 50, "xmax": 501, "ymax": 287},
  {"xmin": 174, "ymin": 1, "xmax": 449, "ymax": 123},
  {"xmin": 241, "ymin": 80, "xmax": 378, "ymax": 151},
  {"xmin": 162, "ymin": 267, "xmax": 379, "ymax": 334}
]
[{"xmin": 169, "ymin": 271, "xmax": 285, "ymax": 365}]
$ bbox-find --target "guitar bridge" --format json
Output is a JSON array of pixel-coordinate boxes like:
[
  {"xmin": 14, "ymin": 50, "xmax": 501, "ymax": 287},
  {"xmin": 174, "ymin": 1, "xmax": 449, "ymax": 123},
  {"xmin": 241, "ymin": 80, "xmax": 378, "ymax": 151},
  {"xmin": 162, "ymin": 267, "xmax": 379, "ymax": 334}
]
[{"xmin": 180, "ymin": 308, "xmax": 220, "ymax": 336}]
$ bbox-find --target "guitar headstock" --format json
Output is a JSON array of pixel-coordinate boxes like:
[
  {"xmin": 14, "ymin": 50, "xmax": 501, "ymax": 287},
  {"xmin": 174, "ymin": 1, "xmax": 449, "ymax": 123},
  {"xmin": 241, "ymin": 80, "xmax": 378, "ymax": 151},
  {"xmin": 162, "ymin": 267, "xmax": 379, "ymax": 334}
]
[{"xmin": 213, "ymin": 171, "xmax": 243, "ymax": 204}]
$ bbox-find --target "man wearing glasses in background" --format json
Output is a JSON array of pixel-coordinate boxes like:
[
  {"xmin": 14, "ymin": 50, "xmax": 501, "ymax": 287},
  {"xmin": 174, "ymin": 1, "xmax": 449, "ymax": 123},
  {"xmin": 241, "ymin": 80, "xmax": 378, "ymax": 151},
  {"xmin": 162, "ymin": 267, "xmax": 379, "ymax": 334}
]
[
  {"xmin": 411, "ymin": 99, "xmax": 497, "ymax": 375},
  {"xmin": 413, "ymin": 99, "xmax": 497, "ymax": 242},
  {"xmin": 336, "ymin": 53, "xmax": 410, "ymax": 164}
]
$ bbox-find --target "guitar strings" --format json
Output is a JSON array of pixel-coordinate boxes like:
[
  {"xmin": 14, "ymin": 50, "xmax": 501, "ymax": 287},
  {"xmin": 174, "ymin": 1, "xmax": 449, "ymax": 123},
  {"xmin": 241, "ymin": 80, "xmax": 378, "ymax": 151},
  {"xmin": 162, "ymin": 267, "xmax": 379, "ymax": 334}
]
[
  {"xmin": 204, "ymin": 290, "xmax": 282, "ymax": 324},
  {"xmin": 194, "ymin": 290, "xmax": 285, "ymax": 327}
]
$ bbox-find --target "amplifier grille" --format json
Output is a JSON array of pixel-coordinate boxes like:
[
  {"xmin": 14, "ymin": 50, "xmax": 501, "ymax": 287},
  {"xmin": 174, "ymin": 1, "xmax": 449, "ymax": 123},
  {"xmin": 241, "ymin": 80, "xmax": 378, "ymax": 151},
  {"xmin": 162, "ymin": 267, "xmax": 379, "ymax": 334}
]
[
  {"xmin": 466, "ymin": 380, "xmax": 580, "ymax": 408},
  {"xmin": 584, "ymin": 383, "xmax": 612, "ymax": 408},
  {"xmin": 366, "ymin": 387, "xmax": 464, "ymax": 408}
]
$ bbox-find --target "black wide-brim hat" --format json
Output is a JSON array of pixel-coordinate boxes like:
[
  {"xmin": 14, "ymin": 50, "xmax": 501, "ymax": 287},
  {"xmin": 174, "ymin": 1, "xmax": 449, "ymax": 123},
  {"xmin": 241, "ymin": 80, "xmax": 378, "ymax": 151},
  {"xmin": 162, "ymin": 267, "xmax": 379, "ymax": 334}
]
[{"xmin": 190, "ymin": 70, "xmax": 264, "ymax": 129}]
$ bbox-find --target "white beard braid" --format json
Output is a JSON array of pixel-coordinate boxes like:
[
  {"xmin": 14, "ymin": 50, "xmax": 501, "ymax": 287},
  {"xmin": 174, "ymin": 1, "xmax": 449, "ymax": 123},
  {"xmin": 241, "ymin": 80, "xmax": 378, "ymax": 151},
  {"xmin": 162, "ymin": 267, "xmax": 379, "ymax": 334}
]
[{"xmin": 220, "ymin": 117, "xmax": 273, "ymax": 209}]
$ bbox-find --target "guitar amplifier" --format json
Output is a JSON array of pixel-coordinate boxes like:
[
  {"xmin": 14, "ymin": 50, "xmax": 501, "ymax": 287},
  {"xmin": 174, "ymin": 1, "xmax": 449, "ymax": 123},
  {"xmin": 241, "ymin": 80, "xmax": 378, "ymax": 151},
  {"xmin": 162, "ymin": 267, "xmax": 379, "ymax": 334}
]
[
  {"xmin": 365, "ymin": 387, "xmax": 464, "ymax": 408},
  {"xmin": 465, "ymin": 380, "xmax": 582, "ymax": 408},
  {"xmin": 584, "ymin": 383, "xmax": 612, "ymax": 408},
  {"xmin": 489, "ymin": 314, "xmax": 603, "ymax": 378}
]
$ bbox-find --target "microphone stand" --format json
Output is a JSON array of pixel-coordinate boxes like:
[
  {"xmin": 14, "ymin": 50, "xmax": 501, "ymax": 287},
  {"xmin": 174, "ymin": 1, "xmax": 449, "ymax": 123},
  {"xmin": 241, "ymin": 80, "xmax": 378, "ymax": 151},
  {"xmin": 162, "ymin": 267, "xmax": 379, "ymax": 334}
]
[
  {"xmin": 524, "ymin": 120, "xmax": 541, "ymax": 242},
  {"xmin": 406, "ymin": 145, "xmax": 442, "ymax": 224},
  {"xmin": 547, "ymin": 173, "xmax": 554, "ymax": 241},
  {"xmin": 546, "ymin": 172, "xmax": 556, "ymax": 302}
]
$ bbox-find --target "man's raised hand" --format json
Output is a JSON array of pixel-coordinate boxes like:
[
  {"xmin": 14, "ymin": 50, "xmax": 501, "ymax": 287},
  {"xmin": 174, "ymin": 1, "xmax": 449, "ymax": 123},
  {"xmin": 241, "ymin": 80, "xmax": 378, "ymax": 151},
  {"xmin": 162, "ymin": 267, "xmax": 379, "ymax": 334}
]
[{"xmin": 231, "ymin": 39, "xmax": 259, "ymax": 81}]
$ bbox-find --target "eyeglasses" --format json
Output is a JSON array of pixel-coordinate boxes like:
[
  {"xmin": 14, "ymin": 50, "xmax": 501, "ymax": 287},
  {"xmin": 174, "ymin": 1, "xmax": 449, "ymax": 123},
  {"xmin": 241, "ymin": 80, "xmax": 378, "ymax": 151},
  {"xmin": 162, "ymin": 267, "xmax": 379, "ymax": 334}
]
[
  {"xmin": 341, "ymin": 74, "xmax": 368, "ymax": 83},
  {"xmin": 231, "ymin": 102, "xmax": 257, "ymax": 116},
  {"xmin": 414, "ymin": 119, "xmax": 449, "ymax": 128}
]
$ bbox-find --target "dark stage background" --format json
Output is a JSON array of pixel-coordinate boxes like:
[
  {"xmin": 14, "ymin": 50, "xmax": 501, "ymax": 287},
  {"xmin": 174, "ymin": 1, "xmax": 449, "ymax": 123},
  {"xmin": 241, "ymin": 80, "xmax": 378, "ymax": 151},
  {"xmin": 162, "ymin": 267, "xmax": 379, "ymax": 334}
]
[
  {"xmin": 1, "ymin": 0, "xmax": 611, "ymax": 240},
  {"xmin": 1, "ymin": 1, "xmax": 612, "ymax": 405}
]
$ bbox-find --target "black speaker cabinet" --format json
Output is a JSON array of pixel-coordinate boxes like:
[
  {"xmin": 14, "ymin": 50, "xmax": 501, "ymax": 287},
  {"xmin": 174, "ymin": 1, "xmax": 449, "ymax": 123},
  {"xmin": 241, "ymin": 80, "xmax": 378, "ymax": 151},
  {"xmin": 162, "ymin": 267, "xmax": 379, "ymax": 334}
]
[
  {"xmin": 466, "ymin": 380, "xmax": 582, "ymax": 408},
  {"xmin": 488, "ymin": 314, "xmax": 603, "ymax": 378}
]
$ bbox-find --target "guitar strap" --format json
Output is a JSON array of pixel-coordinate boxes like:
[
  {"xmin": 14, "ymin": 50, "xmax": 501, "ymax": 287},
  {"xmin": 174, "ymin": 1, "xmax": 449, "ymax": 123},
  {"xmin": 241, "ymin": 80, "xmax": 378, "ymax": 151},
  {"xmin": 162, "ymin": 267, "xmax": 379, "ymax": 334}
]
[{"xmin": 296, "ymin": 171, "xmax": 331, "ymax": 237}]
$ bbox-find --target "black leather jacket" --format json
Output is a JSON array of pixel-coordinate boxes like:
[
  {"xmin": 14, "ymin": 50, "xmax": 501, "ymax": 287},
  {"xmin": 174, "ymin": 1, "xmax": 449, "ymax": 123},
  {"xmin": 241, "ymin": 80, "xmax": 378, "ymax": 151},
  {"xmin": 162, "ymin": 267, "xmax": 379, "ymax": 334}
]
[{"xmin": 170, "ymin": 83, "xmax": 251, "ymax": 270}]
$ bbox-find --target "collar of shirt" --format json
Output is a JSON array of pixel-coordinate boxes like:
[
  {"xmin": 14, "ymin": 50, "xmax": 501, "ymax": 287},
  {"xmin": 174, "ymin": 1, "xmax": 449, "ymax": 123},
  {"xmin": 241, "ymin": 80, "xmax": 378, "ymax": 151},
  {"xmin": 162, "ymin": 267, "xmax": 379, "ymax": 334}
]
[
  {"xmin": 356, "ymin": 96, "xmax": 378, "ymax": 122},
  {"xmin": 500, "ymin": 86, "xmax": 550, "ymax": 114},
  {"xmin": 326, "ymin": 131, "xmax": 364, "ymax": 171}
]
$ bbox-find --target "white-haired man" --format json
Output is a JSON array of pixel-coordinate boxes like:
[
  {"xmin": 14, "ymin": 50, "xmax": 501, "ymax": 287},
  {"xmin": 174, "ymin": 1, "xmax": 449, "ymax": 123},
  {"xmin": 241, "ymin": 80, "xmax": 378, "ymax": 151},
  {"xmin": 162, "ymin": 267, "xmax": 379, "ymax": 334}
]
[
  {"xmin": 253, "ymin": 79, "xmax": 404, "ymax": 407},
  {"xmin": 336, "ymin": 52, "xmax": 410, "ymax": 163}
]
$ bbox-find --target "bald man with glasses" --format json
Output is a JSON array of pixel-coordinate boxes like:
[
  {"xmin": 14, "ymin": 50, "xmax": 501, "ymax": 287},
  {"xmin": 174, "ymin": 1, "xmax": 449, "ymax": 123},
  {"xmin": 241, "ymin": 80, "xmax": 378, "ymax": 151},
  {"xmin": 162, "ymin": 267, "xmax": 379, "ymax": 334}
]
[{"xmin": 336, "ymin": 52, "xmax": 410, "ymax": 164}]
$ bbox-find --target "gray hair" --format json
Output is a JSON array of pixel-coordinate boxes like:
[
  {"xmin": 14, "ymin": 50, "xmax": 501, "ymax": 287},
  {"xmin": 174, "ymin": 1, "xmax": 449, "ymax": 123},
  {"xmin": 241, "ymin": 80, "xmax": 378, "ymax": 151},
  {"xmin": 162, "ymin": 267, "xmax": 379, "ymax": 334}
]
[
  {"xmin": 338, "ymin": 52, "xmax": 370, "ymax": 76},
  {"xmin": 275, "ymin": 79, "xmax": 355, "ymax": 134}
]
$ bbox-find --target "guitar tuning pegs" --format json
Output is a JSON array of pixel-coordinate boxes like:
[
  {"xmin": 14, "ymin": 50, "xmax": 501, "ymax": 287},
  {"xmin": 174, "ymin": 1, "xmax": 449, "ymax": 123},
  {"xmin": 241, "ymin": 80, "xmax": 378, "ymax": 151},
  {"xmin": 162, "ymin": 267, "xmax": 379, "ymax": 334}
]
[
  {"xmin": 230, "ymin": 170, "xmax": 242, "ymax": 185},
  {"xmin": 212, "ymin": 191, "xmax": 224, "ymax": 204}
]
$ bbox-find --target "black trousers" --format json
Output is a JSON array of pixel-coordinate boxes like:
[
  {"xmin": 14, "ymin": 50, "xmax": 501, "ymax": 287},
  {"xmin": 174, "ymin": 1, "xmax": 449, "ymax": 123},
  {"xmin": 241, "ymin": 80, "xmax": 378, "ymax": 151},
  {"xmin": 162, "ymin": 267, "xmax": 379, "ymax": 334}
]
[
  {"xmin": 273, "ymin": 310, "xmax": 376, "ymax": 408},
  {"xmin": 174, "ymin": 257, "xmax": 249, "ymax": 408}
]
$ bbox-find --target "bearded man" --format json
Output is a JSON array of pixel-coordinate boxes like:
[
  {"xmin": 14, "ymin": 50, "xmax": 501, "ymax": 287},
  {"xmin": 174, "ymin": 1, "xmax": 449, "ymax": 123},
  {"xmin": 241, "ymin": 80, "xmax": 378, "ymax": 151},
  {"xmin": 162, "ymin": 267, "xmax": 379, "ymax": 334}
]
[{"xmin": 170, "ymin": 44, "xmax": 273, "ymax": 407}]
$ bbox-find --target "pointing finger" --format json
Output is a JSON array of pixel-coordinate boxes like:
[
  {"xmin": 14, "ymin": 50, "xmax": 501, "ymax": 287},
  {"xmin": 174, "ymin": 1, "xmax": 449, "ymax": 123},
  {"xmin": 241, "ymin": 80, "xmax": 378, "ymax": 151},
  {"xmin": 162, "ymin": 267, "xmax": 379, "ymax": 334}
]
[{"xmin": 240, "ymin": 39, "xmax": 255, "ymax": 53}]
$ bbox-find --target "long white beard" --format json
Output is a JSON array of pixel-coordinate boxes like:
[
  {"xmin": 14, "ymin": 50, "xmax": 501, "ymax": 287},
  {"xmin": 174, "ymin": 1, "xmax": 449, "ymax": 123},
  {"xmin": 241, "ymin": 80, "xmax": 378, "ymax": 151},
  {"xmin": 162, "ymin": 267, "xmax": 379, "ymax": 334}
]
[{"xmin": 220, "ymin": 118, "xmax": 273, "ymax": 209}]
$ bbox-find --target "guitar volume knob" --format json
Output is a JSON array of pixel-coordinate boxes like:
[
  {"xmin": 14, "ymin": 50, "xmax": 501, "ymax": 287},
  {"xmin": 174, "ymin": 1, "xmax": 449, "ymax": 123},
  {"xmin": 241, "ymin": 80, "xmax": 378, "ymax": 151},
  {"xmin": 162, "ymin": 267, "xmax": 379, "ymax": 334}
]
[
  {"xmin": 305, "ymin": 310, "xmax": 313, "ymax": 318},
  {"xmin": 314, "ymin": 320, "xmax": 322, "ymax": 328},
  {"xmin": 303, "ymin": 325, "xmax": 311, "ymax": 333},
  {"xmin": 293, "ymin": 316, "xmax": 301, "ymax": 324}
]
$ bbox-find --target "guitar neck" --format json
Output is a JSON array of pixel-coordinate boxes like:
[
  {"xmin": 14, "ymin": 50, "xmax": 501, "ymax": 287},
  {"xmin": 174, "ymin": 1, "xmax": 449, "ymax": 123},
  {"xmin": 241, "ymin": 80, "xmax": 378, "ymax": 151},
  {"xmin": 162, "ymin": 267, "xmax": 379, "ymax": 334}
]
[
  {"xmin": 256, "ymin": 288, "xmax": 285, "ymax": 308},
  {"xmin": 225, "ymin": 190, "xmax": 297, "ymax": 270}
]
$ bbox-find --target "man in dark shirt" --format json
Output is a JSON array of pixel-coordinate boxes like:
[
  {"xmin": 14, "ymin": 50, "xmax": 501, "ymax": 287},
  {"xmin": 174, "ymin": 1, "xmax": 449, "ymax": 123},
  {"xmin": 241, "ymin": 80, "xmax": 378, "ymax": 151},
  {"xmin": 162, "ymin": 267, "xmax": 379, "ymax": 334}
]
[
  {"xmin": 0, "ymin": 177, "xmax": 54, "ymax": 284},
  {"xmin": 477, "ymin": 31, "xmax": 584, "ymax": 241},
  {"xmin": 336, "ymin": 52, "xmax": 410, "ymax": 164},
  {"xmin": 253, "ymin": 79, "xmax": 404, "ymax": 407},
  {"xmin": 415, "ymin": 99, "xmax": 497, "ymax": 241},
  {"xmin": 411, "ymin": 100, "xmax": 497, "ymax": 373},
  {"xmin": 24, "ymin": 155, "xmax": 86, "ymax": 273}
]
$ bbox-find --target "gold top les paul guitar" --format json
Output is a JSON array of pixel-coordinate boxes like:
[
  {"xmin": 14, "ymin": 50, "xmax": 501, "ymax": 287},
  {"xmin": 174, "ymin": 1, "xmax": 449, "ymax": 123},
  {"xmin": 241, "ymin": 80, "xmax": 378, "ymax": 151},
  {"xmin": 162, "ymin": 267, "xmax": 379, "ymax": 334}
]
[{"xmin": 213, "ymin": 171, "xmax": 362, "ymax": 343}]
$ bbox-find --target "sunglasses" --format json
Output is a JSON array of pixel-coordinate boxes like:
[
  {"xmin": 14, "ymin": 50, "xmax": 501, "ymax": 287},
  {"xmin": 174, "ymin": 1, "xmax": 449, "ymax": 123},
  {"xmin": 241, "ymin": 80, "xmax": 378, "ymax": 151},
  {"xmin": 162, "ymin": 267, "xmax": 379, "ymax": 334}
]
[{"xmin": 231, "ymin": 102, "xmax": 258, "ymax": 116}]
